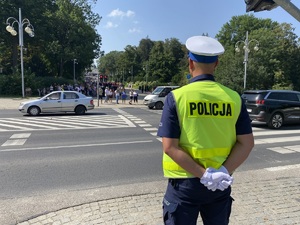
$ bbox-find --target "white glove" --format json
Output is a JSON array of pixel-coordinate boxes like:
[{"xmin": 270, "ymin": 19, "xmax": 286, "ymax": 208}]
[
  {"xmin": 218, "ymin": 165, "xmax": 229, "ymax": 175},
  {"xmin": 200, "ymin": 166, "xmax": 233, "ymax": 191},
  {"xmin": 217, "ymin": 179, "xmax": 234, "ymax": 191},
  {"xmin": 216, "ymin": 166, "xmax": 233, "ymax": 191}
]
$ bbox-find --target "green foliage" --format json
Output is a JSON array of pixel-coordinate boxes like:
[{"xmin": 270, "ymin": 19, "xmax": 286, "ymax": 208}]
[
  {"xmin": 2, "ymin": 5, "xmax": 300, "ymax": 96},
  {"xmin": 0, "ymin": 69, "xmax": 38, "ymax": 96},
  {"xmin": 216, "ymin": 14, "xmax": 300, "ymax": 92},
  {"xmin": 97, "ymin": 38, "xmax": 186, "ymax": 86},
  {"xmin": 0, "ymin": 0, "xmax": 101, "ymax": 86}
]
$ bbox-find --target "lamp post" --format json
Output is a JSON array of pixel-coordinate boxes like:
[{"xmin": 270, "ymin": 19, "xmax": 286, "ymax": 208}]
[
  {"xmin": 6, "ymin": 8, "xmax": 34, "ymax": 98},
  {"xmin": 73, "ymin": 59, "xmax": 77, "ymax": 84},
  {"xmin": 143, "ymin": 63, "xmax": 148, "ymax": 92},
  {"xmin": 131, "ymin": 66, "xmax": 133, "ymax": 83},
  {"xmin": 235, "ymin": 31, "xmax": 259, "ymax": 90}
]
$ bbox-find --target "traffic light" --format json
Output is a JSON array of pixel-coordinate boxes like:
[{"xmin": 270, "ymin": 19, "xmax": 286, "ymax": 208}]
[
  {"xmin": 245, "ymin": 0, "xmax": 278, "ymax": 12},
  {"xmin": 104, "ymin": 75, "xmax": 108, "ymax": 82}
]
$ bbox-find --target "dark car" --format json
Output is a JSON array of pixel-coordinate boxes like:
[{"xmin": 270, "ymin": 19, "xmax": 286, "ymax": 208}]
[{"xmin": 241, "ymin": 90, "xmax": 300, "ymax": 129}]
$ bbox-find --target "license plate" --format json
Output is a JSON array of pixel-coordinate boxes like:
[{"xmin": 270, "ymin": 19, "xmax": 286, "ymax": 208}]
[{"xmin": 247, "ymin": 108, "xmax": 252, "ymax": 113}]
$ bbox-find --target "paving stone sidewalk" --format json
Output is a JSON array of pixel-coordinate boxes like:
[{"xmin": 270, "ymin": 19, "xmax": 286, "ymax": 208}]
[{"xmin": 13, "ymin": 167, "xmax": 300, "ymax": 225}]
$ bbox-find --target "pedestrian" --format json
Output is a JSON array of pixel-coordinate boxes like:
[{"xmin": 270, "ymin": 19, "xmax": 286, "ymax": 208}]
[
  {"xmin": 109, "ymin": 89, "xmax": 113, "ymax": 103},
  {"xmin": 121, "ymin": 90, "xmax": 127, "ymax": 104},
  {"xmin": 133, "ymin": 90, "xmax": 138, "ymax": 103},
  {"xmin": 104, "ymin": 87, "xmax": 109, "ymax": 103},
  {"xmin": 157, "ymin": 35, "xmax": 254, "ymax": 225},
  {"xmin": 115, "ymin": 88, "xmax": 120, "ymax": 104},
  {"xmin": 129, "ymin": 89, "xmax": 133, "ymax": 104},
  {"xmin": 98, "ymin": 86, "xmax": 103, "ymax": 104}
]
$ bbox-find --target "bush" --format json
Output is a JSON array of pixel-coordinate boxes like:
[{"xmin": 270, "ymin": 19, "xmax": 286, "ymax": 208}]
[{"xmin": 0, "ymin": 69, "xmax": 73, "ymax": 97}]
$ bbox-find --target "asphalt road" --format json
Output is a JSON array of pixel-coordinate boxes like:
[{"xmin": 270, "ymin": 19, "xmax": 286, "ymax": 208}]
[
  {"xmin": 0, "ymin": 106, "xmax": 300, "ymax": 224},
  {"xmin": 1, "ymin": 107, "xmax": 300, "ymax": 198}
]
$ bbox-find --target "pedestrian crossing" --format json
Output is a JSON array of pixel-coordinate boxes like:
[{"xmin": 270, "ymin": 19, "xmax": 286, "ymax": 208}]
[
  {"xmin": 0, "ymin": 115, "xmax": 136, "ymax": 132},
  {"xmin": 153, "ymin": 126, "xmax": 300, "ymax": 155},
  {"xmin": 0, "ymin": 114, "xmax": 300, "ymax": 154}
]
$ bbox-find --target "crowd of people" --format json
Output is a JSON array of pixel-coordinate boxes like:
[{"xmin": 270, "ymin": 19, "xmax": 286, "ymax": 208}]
[{"xmin": 37, "ymin": 81, "xmax": 140, "ymax": 105}]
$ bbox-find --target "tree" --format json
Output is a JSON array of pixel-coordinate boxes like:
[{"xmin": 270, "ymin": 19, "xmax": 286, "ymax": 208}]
[
  {"xmin": 0, "ymin": 0, "xmax": 102, "ymax": 80},
  {"xmin": 215, "ymin": 14, "xmax": 300, "ymax": 92}
]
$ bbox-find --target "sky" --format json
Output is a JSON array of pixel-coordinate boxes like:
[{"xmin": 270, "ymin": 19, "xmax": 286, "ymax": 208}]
[{"xmin": 92, "ymin": 0, "xmax": 300, "ymax": 55}]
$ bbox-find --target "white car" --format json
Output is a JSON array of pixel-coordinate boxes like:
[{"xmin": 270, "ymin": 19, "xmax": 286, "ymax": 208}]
[
  {"xmin": 143, "ymin": 86, "xmax": 179, "ymax": 109},
  {"xmin": 18, "ymin": 91, "xmax": 95, "ymax": 116}
]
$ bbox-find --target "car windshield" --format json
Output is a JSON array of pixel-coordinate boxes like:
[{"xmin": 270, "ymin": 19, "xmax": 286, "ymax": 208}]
[{"xmin": 152, "ymin": 87, "xmax": 164, "ymax": 95}]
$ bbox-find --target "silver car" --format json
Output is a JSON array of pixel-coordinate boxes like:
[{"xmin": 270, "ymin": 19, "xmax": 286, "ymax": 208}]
[{"xmin": 18, "ymin": 91, "xmax": 95, "ymax": 116}]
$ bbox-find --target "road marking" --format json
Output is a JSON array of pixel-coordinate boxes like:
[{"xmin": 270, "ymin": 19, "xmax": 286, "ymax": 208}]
[
  {"xmin": 265, "ymin": 164, "xmax": 300, "ymax": 171},
  {"xmin": 10, "ymin": 133, "xmax": 31, "ymax": 139},
  {"xmin": 267, "ymin": 147, "xmax": 296, "ymax": 154},
  {"xmin": 0, "ymin": 140, "xmax": 153, "ymax": 152},
  {"xmin": 139, "ymin": 124, "xmax": 152, "ymax": 127},
  {"xmin": 113, "ymin": 108, "xmax": 129, "ymax": 115},
  {"xmin": 144, "ymin": 127, "xmax": 158, "ymax": 131},
  {"xmin": 3, "ymin": 118, "xmax": 70, "ymax": 129},
  {"xmin": 254, "ymin": 129, "xmax": 300, "ymax": 137},
  {"xmin": 267, "ymin": 145, "xmax": 300, "ymax": 154},
  {"xmin": 0, "ymin": 122, "xmax": 32, "ymax": 130},
  {"xmin": 0, "ymin": 115, "xmax": 135, "ymax": 131},
  {"xmin": 285, "ymin": 145, "xmax": 300, "ymax": 152},
  {"xmin": 134, "ymin": 121, "xmax": 147, "ymax": 124},
  {"xmin": 2, "ymin": 139, "xmax": 27, "ymax": 146},
  {"xmin": 255, "ymin": 136, "xmax": 300, "ymax": 144}
]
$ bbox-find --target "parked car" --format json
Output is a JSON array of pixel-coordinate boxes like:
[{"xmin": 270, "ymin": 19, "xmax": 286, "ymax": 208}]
[
  {"xmin": 241, "ymin": 90, "xmax": 300, "ymax": 129},
  {"xmin": 143, "ymin": 86, "xmax": 179, "ymax": 109},
  {"xmin": 18, "ymin": 91, "xmax": 95, "ymax": 116}
]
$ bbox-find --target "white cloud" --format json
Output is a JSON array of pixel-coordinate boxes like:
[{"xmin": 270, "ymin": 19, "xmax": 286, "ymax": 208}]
[
  {"xmin": 128, "ymin": 28, "xmax": 141, "ymax": 33},
  {"xmin": 104, "ymin": 21, "xmax": 118, "ymax": 28},
  {"xmin": 108, "ymin": 9, "xmax": 135, "ymax": 19}
]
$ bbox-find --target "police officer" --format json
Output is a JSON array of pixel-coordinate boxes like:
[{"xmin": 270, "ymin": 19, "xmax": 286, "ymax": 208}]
[{"xmin": 157, "ymin": 36, "xmax": 254, "ymax": 225}]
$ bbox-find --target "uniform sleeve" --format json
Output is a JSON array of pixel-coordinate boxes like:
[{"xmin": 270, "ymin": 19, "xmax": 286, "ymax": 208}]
[
  {"xmin": 235, "ymin": 98, "xmax": 253, "ymax": 135},
  {"xmin": 157, "ymin": 93, "xmax": 181, "ymax": 138}
]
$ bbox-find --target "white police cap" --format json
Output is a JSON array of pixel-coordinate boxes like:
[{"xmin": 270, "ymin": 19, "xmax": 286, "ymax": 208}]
[{"xmin": 186, "ymin": 36, "xmax": 224, "ymax": 63}]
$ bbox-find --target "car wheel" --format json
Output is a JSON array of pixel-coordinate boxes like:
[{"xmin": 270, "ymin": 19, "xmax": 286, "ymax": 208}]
[
  {"xmin": 28, "ymin": 106, "xmax": 40, "ymax": 116},
  {"xmin": 148, "ymin": 106, "xmax": 154, "ymax": 109},
  {"xmin": 268, "ymin": 113, "xmax": 283, "ymax": 129},
  {"xmin": 75, "ymin": 105, "xmax": 86, "ymax": 115},
  {"xmin": 155, "ymin": 101, "xmax": 164, "ymax": 110}
]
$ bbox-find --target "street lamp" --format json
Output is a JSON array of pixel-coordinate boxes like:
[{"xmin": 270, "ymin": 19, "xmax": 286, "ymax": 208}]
[
  {"xmin": 130, "ymin": 66, "xmax": 133, "ymax": 83},
  {"xmin": 235, "ymin": 31, "xmax": 259, "ymax": 90},
  {"xmin": 6, "ymin": 8, "xmax": 34, "ymax": 98},
  {"xmin": 143, "ymin": 63, "xmax": 148, "ymax": 92},
  {"xmin": 73, "ymin": 59, "xmax": 78, "ymax": 84}
]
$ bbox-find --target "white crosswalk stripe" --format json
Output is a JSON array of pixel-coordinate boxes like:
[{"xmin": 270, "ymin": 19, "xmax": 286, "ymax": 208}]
[
  {"xmin": 153, "ymin": 127, "xmax": 300, "ymax": 154},
  {"xmin": 1, "ymin": 114, "xmax": 300, "ymax": 154},
  {"xmin": 0, "ymin": 115, "xmax": 136, "ymax": 132}
]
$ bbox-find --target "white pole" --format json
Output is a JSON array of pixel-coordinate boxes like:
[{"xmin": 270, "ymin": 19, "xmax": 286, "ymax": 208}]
[
  {"xmin": 19, "ymin": 8, "xmax": 25, "ymax": 98},
  {"xmin": 73, "ymin": 59, "xmax": 76, "ymax": 84},
  {"xmin": 243, "ymin": 31, "xmax": 249, "ymax": 90}
]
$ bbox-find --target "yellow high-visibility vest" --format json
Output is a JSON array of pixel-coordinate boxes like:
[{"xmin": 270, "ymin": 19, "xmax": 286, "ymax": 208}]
[{"xmin": 163, "ymin": 81, "xmax": 241, "ymax": 178}]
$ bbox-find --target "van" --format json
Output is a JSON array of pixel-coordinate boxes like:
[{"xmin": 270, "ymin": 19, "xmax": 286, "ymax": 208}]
[{"xmin": 143, "ymin": 86, "xmax": 179, "ymax": 109}]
